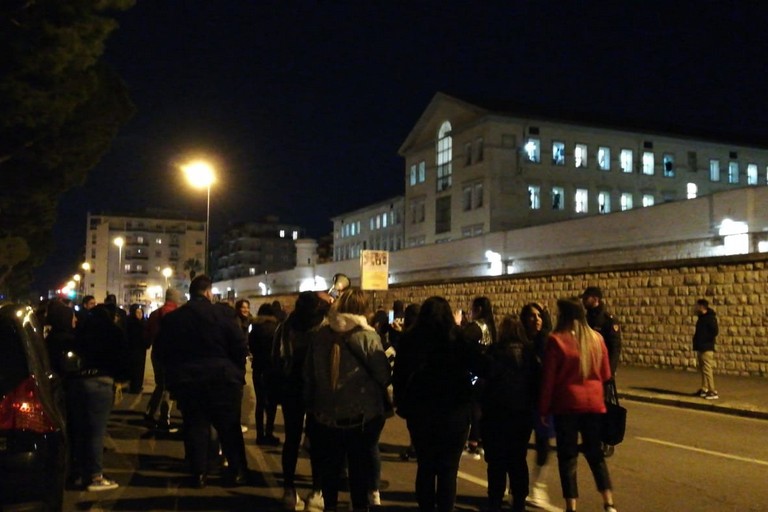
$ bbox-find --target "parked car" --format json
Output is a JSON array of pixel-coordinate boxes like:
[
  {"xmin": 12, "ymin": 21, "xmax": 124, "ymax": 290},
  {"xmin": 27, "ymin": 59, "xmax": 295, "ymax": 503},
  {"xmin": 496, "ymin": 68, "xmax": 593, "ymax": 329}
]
[{"xmin": 0, "ymin": 303, "xmax": 67, "ymax": 511}]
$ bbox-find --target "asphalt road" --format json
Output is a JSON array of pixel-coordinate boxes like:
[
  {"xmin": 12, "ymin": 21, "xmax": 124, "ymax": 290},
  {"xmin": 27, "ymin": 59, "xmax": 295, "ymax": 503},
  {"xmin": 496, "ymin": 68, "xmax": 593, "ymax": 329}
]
[{"xmin": 64, "ymin": 392, "xmax": 768, "ymax": 512}]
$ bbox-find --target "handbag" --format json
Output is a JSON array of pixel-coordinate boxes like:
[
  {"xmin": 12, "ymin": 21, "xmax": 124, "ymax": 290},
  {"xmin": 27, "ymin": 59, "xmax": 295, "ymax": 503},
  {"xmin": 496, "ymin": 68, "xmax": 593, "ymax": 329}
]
[
  {"xmin": 601, "ymin": 379, "xmax": 627, "ymax": 446},
  {"xmin": 340, "ymin": 333, "xmax": 395, "ymax": 419}
]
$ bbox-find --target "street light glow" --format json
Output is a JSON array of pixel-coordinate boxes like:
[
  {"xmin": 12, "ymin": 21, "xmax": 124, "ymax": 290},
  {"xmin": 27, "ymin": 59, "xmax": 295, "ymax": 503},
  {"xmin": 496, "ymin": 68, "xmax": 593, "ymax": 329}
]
[
  {"xmin": 181, "ymin": 159, "xmax": 215, "ymax": 275},
  {"xmin": 113, "ymin": 236, "xmax": 124, "ymax": 248},
  {"xmin": 182, "ymin": 160, "xmax": 216, "ymax": 189}
]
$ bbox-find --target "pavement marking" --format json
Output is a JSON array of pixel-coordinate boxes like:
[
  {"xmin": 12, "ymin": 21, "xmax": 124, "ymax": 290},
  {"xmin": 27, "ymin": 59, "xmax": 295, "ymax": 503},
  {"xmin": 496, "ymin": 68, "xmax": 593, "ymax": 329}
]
[
  {"xmin": 636, "ymin": 436, "xmax": 768, "ymax": 466},
  {"xmin": 456, "ymin": 470, "xmax": 563, "ymax": 512}
]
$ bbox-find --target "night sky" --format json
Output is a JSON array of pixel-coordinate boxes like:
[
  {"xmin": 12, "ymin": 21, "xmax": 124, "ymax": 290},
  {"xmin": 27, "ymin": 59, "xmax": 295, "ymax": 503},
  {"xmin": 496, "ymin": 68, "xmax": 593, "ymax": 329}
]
[{"xmin": 40, "ymin": 1, "xmax": 768, "ymax": 292}]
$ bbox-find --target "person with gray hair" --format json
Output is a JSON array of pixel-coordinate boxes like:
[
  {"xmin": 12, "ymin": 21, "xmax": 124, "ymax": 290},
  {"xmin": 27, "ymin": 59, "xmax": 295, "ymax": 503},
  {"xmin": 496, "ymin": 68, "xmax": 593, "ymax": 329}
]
[{"xmin": 144, "ymin": 288, "xmax": 182, "ymax": 430}]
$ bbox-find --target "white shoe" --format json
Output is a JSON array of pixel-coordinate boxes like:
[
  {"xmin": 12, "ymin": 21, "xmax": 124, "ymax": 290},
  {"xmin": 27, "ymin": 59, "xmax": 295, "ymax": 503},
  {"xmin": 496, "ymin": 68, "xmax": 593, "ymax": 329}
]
[
  {"xmin": 87, "ymin": 476, "xmax": 119, "ymax": 491},
  {"xmin": 282, "ymin": 488, "xmax": 304, "ymax": 511},
  {"xmin": 304, "ymin": 491, "xmax": 324, "ymax": 512},
  {"xmin": 240, "ymin": 424, "xmax": 249, "ymax": 433},
  {"xmin": 525, "ymin": 482, "xmax": 550, "ymax": 508},
  {"xmin": 369, "ymin": 489, "xmax": 381, "ymax": 506}
]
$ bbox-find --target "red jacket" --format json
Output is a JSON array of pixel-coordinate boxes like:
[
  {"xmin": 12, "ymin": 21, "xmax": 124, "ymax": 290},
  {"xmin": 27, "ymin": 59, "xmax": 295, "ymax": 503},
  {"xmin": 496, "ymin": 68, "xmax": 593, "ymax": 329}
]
[
  {"xmin": 538, "ymin": 329, "xmax": 611, "ymax": 416},
  {"xmin": 144, "ymin": 301, "xmax": 179, "ymax": 348}
]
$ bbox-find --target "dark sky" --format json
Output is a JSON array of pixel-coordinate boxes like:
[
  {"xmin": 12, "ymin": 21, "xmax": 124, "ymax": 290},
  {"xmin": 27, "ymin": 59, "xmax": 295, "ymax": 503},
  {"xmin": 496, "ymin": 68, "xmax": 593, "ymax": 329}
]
[{"xmin": 40, "ymin": 1, "xmax": 768, "ymax": 292}]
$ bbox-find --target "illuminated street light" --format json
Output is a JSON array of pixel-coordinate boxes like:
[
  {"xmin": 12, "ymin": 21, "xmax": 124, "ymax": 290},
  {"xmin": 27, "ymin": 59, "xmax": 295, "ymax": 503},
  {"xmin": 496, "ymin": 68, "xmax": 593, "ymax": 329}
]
[
  {"xmin": 182, "ymin": 160, "xmax": 215, "ymax": 275},
  {"xmin": 162, "ymin": 266, "xmax": 173, "ymax": 289},
  {"xmin": 114, "ymin": 236, "xmax": 124, "ymax": 304}
]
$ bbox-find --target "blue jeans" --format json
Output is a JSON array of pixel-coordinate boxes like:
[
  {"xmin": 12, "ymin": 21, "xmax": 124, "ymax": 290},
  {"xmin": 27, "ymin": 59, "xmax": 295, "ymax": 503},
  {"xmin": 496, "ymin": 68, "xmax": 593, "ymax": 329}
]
[{"xmin": 66, "ymin": 376, "xmax": 114, "ymax": 479}]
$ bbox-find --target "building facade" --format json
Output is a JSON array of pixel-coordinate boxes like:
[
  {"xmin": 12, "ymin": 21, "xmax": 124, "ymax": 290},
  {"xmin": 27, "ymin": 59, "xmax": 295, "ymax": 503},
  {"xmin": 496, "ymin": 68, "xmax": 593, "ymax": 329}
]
[
  {"xmin": 211, "ymin": 218, "xmax": 303, "ymax": 282},
  {"xmin": 399, "ymin": 92, "xmax": 768, "ymax": 247},
  {"xmin": 83, "ymin": 211, "xmax": 206, "ymax": 307},
  {"xmin": 332, "ymin": 196, "xmax": 405, "ymax": 261}
]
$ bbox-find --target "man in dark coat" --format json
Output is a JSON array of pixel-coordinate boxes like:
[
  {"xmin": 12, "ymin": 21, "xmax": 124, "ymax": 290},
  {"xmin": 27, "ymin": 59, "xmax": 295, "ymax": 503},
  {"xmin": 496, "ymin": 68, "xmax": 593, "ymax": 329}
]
[
  {"xmin": 581, "ymin": 286, "xmax": 622, "ymax": 376},
  {"xmin": 693, "ymin": 298, "xmax": 719, "ymax": 400},
  {"xmin": 155, "ymin": 275, "xmax": 249, "ymax": 488}
]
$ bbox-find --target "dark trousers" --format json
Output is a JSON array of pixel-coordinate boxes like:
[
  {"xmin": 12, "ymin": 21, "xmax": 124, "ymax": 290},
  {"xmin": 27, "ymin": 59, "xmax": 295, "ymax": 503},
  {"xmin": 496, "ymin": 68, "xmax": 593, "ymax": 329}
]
[
  {"xmin": 281, "ymin": 386, "xmax": 322, "ymax": 489},
  {"xmin": 407, "ymin": 408, "xmax": 470, "ymax": 512},
  {"xmin": 176, "ymin": 381, "xmax": 247, "ymax": 475},
  {"xmin": 481, "ymin": 413, "xmax": 532, "ymax": 511},
  {"xmin": 253, "ymin": 369, "xmax": 278, "ymax": 437},
  {"xmin": 553, "ymin": 413, "xmax": 612, "ymax": 499},
  {"xmin": 146, "ymin": 353, "xmax": 171, "ymax": 424},
  {"xmin": 128, "ymin": 348, "xmax": 147, "ymax": 393},
  {"xmin": 310, "ymin": 415, "xmax": 385, "ymax": 512}
]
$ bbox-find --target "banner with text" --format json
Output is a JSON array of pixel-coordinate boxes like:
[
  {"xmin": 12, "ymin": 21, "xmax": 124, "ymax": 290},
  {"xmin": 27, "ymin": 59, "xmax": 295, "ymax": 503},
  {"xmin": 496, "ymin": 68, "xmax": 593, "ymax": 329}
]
[{"xmin": 360, "ymin": 250, "xmax": 389, "ymax": 290}]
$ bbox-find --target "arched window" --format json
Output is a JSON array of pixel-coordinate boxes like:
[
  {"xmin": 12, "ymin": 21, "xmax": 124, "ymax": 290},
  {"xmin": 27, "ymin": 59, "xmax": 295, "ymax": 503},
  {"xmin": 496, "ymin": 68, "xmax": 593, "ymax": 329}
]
[{"xmin": 436, "ymin": 121, "xmax": 452, "ymax": 191}]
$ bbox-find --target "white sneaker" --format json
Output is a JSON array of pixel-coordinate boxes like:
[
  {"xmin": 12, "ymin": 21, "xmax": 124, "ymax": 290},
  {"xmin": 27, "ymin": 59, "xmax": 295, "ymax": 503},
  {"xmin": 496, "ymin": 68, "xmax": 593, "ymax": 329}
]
[
  {"xmin": 87, "ymin": 476, "xmax": 119, "ymax": 491},
  {"xmin": 369, "ymin": 489, "xmax": 381, "ymax": 506},
  {"xmin": 282, "ymin": 488, "xmax": 305, "ymax": 511},
  {"xmin": 240, "ymin": 424, "xmax": 249, "ymax": 433},
  {"xmin": 304, "ymin": 491, "xmax": 324, "ymax": 512},
  {"xmin": 525, "ymin": 482, "xmax": 550, "ymax": 508}
]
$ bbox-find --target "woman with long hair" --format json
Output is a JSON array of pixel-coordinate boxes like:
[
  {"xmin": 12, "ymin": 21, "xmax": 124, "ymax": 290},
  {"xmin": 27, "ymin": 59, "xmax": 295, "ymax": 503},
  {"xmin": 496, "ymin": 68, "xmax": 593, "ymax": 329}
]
[
  {"xmin": 539, "ymin": 298, "xmax": 617, "ymax": 512},
  {"xmin": 478, "ymin": 316, "xmax": 537, "ymax": 512},
  {"xmin": 274, "ymin": 291, "xmax": 331, "ymax": 511},
  {"xmin": 303, "ymin": 289, "xmax": 390, "ymax": 512},
  {"xmin": 520, "ymin": 302, "xmax": 554, "ymax": 507},
  {"xmin": 462, "ymin": 296, "xmax": 497, "ymax": 459},
  {"xmin": 392, "ymin": 296, "xmax": 475, "ymax": 512}
]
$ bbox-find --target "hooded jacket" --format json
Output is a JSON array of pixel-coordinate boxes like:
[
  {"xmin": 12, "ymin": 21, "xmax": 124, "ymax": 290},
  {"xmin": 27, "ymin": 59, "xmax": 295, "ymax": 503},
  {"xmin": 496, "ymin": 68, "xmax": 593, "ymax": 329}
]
[
  {"xmin": 303, "ymin": 311, "xmax": 390, "ymax": 426},
  {"xmin": 693, "ymin": 308, "xmax": 718, "ymax": 352}
]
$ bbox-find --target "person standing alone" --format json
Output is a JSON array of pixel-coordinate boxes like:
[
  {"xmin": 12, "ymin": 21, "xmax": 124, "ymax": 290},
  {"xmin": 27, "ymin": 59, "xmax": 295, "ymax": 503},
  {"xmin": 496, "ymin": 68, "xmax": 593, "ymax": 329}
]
[{"xmin": 693, "ymin": 298, "xmax": 719, "ymax": 400}]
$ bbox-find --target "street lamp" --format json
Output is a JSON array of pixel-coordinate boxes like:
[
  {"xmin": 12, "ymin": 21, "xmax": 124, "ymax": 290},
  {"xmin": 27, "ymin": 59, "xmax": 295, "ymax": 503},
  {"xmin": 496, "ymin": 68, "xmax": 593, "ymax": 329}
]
[
  {"xmin": 182, "ymin": 160, "xmax": 215, "ymax": 275},
  {"xmin": 114, "ymin": 236, "xmax": 124, "ymax": 304},
  {"xmin": 162, "ymin": 266, "xmax": 173, "ymax": 289}
]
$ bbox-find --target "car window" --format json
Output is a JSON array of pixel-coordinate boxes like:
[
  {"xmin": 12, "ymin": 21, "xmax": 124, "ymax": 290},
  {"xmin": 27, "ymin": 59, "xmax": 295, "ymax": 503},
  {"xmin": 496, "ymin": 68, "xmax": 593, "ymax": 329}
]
[{"xmin": 0, "ymin": 316, "xmax": 29, "ymax": 397}]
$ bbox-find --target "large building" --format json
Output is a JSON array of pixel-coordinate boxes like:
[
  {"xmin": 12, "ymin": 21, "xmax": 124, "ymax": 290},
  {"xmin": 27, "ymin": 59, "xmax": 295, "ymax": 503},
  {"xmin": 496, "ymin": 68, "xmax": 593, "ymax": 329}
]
[
  {"xmin": 398, "ymin": 92, "xmax": 768, "ymax": 247},
  {"xmin": 82, "ymin": 211, "xmax": 206, "ymax": 306},
  {"xmin": 332, "ymin": 196, "xmax": 405, "ymax": 261},
  {"xmin": 211, "ymin": 217, "xmax": 303, "ymax": 282}
]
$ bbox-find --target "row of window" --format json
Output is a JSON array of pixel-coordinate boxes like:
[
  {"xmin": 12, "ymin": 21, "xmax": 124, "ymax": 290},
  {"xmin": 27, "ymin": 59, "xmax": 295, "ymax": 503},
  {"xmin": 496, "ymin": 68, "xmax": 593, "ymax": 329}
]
[
  {"xmin": 525, "ymin": 138, "xmax": 766, "ymax": 185},
  {"xmin": 334, "ymin": 236, "xmax": 403, "ymax": 260},
  {"xmin": 527, "ymin": 184, "xmax": 699, "ymax": 214}
]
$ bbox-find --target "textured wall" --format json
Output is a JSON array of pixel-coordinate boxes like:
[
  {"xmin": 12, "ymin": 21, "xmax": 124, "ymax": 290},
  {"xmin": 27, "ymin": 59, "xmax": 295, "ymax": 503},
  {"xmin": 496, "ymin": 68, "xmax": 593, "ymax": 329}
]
[{"xmin": 266, "ymin": 254, "xmax": 768, "ymax": 377}]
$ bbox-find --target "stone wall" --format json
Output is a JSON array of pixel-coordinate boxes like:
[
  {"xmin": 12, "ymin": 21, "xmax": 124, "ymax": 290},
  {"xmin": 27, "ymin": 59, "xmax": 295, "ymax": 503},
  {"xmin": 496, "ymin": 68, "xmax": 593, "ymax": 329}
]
[{"xmin": 266, "ymin": 253, "xmax": 768, "ymax": 377}]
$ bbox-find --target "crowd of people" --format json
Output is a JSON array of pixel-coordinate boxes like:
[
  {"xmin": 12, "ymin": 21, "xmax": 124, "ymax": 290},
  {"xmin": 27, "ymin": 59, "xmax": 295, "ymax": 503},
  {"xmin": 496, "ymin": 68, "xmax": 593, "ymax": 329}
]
[{"xmin": 39, "ymin": 273, "xmax": 646, "ymax": 512}]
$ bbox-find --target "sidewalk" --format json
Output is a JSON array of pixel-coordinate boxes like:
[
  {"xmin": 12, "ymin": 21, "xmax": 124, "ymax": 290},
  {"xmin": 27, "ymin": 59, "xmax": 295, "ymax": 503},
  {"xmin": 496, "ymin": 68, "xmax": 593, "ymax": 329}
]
[{"xmin": 616, "ymin": 365, "xmax": 768, "ymax": 420}]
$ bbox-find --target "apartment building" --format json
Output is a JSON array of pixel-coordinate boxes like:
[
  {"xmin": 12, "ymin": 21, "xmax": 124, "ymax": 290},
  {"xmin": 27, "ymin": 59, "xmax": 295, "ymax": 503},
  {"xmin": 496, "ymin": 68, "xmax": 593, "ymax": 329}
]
[
  {"xmin": 83, "ymin": 211, "xmax": 205, "ymax": 306},
  {"xmin": 399, "ymin": 92, "xmax": 768, "ymax": 247},
  {"xmin": 211, "ymin": 218, "xmax": 303, "ymax": 281},
  {"xmin": 332, "ymin": 196, "xmax": 405, "ymax": 261}
]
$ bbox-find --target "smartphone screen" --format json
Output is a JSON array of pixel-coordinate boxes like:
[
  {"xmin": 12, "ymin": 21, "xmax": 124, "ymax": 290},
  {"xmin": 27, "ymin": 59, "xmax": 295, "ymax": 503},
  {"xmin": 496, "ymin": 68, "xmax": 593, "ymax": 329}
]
[{"xmin": 388, "ymin": 310, "xmax": 395, "ymax": 323}]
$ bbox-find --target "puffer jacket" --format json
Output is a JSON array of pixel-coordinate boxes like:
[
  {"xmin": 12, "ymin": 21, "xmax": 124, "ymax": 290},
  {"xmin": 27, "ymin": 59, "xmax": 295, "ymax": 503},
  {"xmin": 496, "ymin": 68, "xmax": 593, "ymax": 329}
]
[{"xmin": 303, "ymin": 312, "xmax": 390, "ymax": 427}]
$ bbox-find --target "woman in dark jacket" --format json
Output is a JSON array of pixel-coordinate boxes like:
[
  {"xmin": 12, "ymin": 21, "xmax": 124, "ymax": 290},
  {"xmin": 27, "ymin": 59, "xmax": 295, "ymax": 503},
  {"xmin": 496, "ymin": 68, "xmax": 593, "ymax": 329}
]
[
  {"xmin": 249, "ymin": 303, "xmax": 281, "ymax": 445},
  {"xmin": 520, "ymin": 302, "xmax": 555, "ymax": 507},
  {"xmin": 462, "ymin": 296, "xmax": 497, "ymax": 459},
  {"xmin": 126, "ymin": 304, "xmax": 147, "ymax": 393},
  {"xmin": 478, "ymin": 316, "xmax": 538, "ymax": 512},
  {"xmin": 273, "ymin": 291, "xmax": 330, "ymax": 511},
  {"xmin": 392, "ymin": 296, "xmax": 475, "ymax": 512},
  {"xmin": 68, "ymin": 304, "xmax": 128, "ymax": 491}
]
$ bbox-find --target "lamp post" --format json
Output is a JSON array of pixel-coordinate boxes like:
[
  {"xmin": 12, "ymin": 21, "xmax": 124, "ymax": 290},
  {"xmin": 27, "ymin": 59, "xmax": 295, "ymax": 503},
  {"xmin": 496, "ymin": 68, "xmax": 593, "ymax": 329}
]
[
  {"xmin": 182, "ymin": 160, "xmax": 215, "ymax": 275},
  {"xmin": 113, "ymin": 236, "xmax": 124, "ymax": 305},
  {"xmin": 162, "ymin": 266, "xmax": 173, "ymax": 289}
]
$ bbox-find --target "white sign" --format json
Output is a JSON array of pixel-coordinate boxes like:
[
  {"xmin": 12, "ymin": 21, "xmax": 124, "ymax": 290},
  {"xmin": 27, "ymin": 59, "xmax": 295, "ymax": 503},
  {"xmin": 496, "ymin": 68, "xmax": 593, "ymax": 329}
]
[{"xmin": 360, "ymin": 250, "xmax": 389, "ymax": 290}]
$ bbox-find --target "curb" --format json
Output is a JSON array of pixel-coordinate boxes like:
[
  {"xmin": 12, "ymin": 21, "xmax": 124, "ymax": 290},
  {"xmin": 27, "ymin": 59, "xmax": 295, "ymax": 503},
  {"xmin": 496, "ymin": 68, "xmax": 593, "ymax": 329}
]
[{"xmin": 619, "ymin": 392, "xmax": 768, "ymax": 421}]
